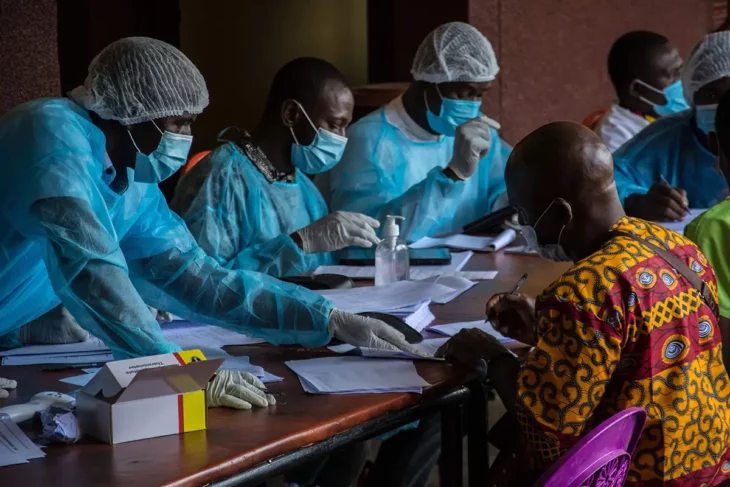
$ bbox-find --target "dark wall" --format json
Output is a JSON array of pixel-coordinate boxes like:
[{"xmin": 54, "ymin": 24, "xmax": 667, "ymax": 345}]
[
  {"xmin": 368, "ymin": 0, "xmax": 718, "ymax": 145},
  {"xmin": 0, "ymin": 0, "xmax": 60, "ymax": 115}
]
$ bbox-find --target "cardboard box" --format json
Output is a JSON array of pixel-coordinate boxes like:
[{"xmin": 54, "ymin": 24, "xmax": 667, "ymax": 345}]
[{"xmin": 77, "ymin": 349, "xmax": 223, "ymax": 444}]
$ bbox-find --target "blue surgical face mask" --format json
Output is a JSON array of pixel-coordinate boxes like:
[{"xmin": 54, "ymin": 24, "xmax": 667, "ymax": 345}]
[
  {"xmin": 630, "ymin": 79, "xmax": 690, "ymax": 117},
  {"xmin": 128, "ymin": 120, "xmax": 193, "ymax": 184},
  {"xmin": 424, "ymin": 85, "xmax": 482, "ymax": 136},
  {"xmin": 518, "ymin": 200, "xmax": 572, "ymax": 262},
  {"xmin": 289, "ymin": 100, "xmax": 348, "ymax": 174},
  {"xmin": 695, "ymin": 104, "xmax": 718, "ymax": 136}
]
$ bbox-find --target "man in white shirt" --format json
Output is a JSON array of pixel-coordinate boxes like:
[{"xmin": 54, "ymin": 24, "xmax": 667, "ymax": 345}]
[{"xmin": 595, "ymin": 31, "xmax": 685, "ymax": 152}]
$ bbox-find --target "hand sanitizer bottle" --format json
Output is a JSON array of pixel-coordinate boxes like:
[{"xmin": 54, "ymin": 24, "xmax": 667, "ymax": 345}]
[{"xmin": 375, "ymin": 215, "xmax": 410, "ymax": 287}]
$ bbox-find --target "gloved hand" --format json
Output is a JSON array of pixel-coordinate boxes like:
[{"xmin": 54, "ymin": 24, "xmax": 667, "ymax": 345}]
[
  {"xmin": 0, "ymin": 377, "xmax": 17, "ymax": 399},
  {"xmin": 447, "ymin": 116, "xmax": 500, "ymax": 180},
  {"xmin": 206, "ymin": 369, "xmax": 276, "ymax": 410},
  {"xmin": 148, "ymin": 306, "xmax": 174, "ymax": 323},
  {"xmin": 297, "ymin": 211, "xmax": 381, "ymax": 254},
  {"xmin": 328, "ymin": 309, "xmax": 428, "ymax": 356},
  {"xmin": 19, "ymin": 304, "xmax": 90, "ymax": 345}
]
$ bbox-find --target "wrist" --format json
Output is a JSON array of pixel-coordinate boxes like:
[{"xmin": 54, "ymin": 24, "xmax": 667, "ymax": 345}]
[
  {"xmin": 291, "ymin": 231, "xmax": 304, "ymax": 250},
  {"xmin": 624, "ymin": 193, "xmax": 644, "ymax": 217},
  {"xmin": 443, "ymin": 166, "xmax": 465, "ymax": 182}
]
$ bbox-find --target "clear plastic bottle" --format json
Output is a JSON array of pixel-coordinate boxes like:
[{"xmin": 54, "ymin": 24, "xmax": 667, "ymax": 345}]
[{"xmin": 375, "ymin": 215, "xmax": 410, "ymax": 286}]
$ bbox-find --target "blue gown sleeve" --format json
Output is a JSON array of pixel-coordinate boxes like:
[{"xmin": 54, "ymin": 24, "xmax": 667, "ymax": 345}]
[
  {"xmin": 9, "ymin": 161, "xmax": 180, "ymax": 359},
  {"xmin": 331, "ymin": 124, "xmax": 506, "ymax": 242},
  {"xmin": 613, "ymin": 149, "xmax": 653, "ymax": 204},
  {"xmin": 483, "ymin": 132, "xmax": 510, "ymax": 212},
  {"xmin": 179, "ymin": 150, "xmax": 322, "ymax": 277},
  {"xmin": 123, "ymin": 188, "xmax": 333, "ymax": 348}
]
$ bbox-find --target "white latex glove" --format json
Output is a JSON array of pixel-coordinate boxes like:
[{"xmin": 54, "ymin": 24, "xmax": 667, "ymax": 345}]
[
  {"xmin": 297, "ymin": 211, "xmax": 381, "ymax": 254},
  {"xmin": 148, "ymin": 306, "xmax": 174, "ymax": 323},
  {"xmin": 0, "ymin": 378, "xmax": 17, "ymax": 399},
  {"xmin": 328, "ymin": 309, "xmax": 428, "ymax": 356},
  {"xmin": 447, "ymin": 116, "xmax": 500, "ymax": 180},
  {"xmin": 19, "ymin": 304, "xmax": 90, "ymax": 345},
  {"xmin": 206, "ymin": 370, "xmax": 276, "ymax": 410}
]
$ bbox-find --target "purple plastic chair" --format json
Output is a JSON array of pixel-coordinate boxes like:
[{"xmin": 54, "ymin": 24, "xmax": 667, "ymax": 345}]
[{"xmin": 533, "ymin": 407, "xmax": 647, "ymax": 487}]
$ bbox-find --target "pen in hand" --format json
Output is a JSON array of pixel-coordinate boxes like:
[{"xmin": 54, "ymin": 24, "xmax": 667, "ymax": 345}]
[
  {"xmin": 657, "ymin": 172, "xmax": 689, "ymax": 213},
  {"xmin": 485, "ymin": 272, "xmax": 528, "ymax": 324}
]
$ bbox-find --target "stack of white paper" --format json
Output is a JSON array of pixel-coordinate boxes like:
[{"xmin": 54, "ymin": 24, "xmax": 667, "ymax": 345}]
[
  {"xmin": 410, "ymin": 229, "xmax": 517, "ymax": 252},
  {"xmin": 313, "ymin": 251, "xmax": 473, "ymax": 280},
  {"xmin": 0, "ymin": 321, "xmax": 266, "ymax": 366},
  {"xmin": 316, "ymin": 277, "xmax": 479, "ymax": 316},
  {"xmin": 1, "ymin": 338, "xmax": 114, "ymax": 366},
  {"xmin": 0, "ymin": 413, "xmax": 46, "ymax": 467},
  {"xmin": 285, "ymin": 356, "xmax": 430, "ymax": 394}
]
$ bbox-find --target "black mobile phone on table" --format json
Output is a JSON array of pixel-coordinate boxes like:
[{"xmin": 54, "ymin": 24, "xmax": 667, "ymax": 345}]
[
  {"xmin": 462, "ymin": 206, "xmax": 518, "ymax": 235},
  {"xmin": 338, "ymin": 247, "xmax": 452, "ymax": 266}
]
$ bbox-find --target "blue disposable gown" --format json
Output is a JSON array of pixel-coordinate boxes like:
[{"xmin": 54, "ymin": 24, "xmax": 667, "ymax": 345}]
[
  {"xmin": 613, "ymin": 110, "xmax": 727, "ymax": 207},
  {"xmin": 0, "ymin": 99, "xmax": 332, "ymax": 358},
  {"xmin": 171, "ymin": 142, "xmax": 333, "ymax": 277},
  {"xmin": 325, "ymin": 107, "xmax": 511, "ymax": 242}
]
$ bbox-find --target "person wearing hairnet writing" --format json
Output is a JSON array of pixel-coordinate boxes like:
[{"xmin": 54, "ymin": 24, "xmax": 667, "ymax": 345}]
[
  {"xmin": 172, "ymin": 57, "xmax": 379, "ymax": 278},
  {"xmin": 614, "ymin": 31, "xmax": 730, "ymax": 222},
  {"xmin": 319, "ymin": 22, "xmax": 511, "ymax": 242},
  {"xmin": 0, "ymin": 37, "xmax": 422, "ymax": 406}
]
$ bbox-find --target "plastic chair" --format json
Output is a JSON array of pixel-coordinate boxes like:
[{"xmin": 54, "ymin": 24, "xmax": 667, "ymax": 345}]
[
  {"xmin": 180, "ymin": 150, "xmax": 211, "ymax": 176},
  {"xmin": 533, "ymin": 407, "xmax": 647, "ymax": 487},
  {"xmin": 583, "ymin": 109, "xmax": 609, "ymax": 130}
]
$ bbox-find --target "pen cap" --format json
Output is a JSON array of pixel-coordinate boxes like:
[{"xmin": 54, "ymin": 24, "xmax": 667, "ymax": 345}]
[{"xmin": 384, "ymin": 215, "xmax": 405, "ymax": 239}]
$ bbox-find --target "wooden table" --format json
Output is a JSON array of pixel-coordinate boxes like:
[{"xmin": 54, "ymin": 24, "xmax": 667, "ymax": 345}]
[{"xmin": 0, "ymin": 252, "xmax": 569, "ymax": 487}]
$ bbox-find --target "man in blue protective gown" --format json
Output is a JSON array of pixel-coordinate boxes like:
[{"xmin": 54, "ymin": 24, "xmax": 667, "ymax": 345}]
[
  {"xmin": 172, "ymin": 58, "xmax": 380, "ymax": 278},
  {"xmin": 320, "ymin": 22, "xmax": 511, "ymax": 242},
  {"xmin": 614, "ymin": 32, "xmax": 730, "ymax": 222},
  {"xmin": 0, "ymin": 37, "xmax": 421, "ymax": 408}
]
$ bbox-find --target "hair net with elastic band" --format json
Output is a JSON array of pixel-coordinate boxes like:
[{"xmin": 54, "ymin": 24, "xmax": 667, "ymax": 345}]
[
  {"xmin": 411, "ymin": 22, "xmax": 499, "ymax": 84},
  {"xmin": 681, "ymin": 31, "xmax": 730, "ymax": 106},
  {"xmin": 68, "ymin": 37, "xmax": 209, "ymax": 125}
]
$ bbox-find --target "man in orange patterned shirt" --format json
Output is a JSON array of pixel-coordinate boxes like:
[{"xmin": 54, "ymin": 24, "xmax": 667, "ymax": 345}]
[{"xmin": 440, "ymin": 122, "xmax": 730, "ymax": 486}]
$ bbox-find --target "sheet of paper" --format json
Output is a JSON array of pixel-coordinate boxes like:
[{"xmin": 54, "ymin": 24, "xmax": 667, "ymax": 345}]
[
  {"xmin": 261, "ymin": 371, "xmax": 284, "ymax": 384},
  {"xmin": 59, "ymin": 373, "xmax": 97, "ymax": 387},
  {"xmin": 0, "ymin": 337, "xmax": 110, "ymax": 357},
  {"xmin": 359, "ymin": 338, "xmax": 448, "ymax": 361},
  {"xmin": 409, "ymin": 270, "xmax": 497, "ymax": 281},
  {"xmin": 0, "ymin": 413, "xmax": 45, "ymax": 463},
  {"xmin": 419, "ymin": 275, "xmax": 479, "ymax": 304},
  {"xmin": 2, "ymin": 351, "xmax": 114, "ymax": 366},
  {"xmin": 656, "ymin": 208, "xmax": 706, "ymax": 235},
  {"xmin": 312, "ymin": 251, "xmax": 473, "ymax": 280},
  {"xmin": 286, "ymin": 356, "xmax": 430, "ymax": 394},
  {"xmin": 429, "ymin": 320, "xmax": 515, "ymax": 343},
  {"xmin": 328, "ymin": 338, "xmax": 446, "ymax": 361},
  {"xmin": 410, "ymin": 229, "xmax": 516, "ymax": 252},
  {"xmin": 504, "ymin": 245, "xmax": 538, "ymax": 256},
  {"xmin": 316, "ymin": 280, "xmax": 457, "ymax": 314},
  {"xmin": 161, "ymin": 321, "xmax": 266, "ymax": 349},
  {"xmin": 194, "ymin": 346, "xmax": 264, "ymax": 378}
]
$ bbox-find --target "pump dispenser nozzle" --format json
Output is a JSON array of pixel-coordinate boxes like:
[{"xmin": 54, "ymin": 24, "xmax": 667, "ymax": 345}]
[{"xmin": 384, "ymin": 215, "xmax": 405, "ymax": 239}]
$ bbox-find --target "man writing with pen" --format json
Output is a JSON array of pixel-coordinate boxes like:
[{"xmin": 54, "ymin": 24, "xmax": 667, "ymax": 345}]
[
  {"xmin": 613, "ymin": 32, "xmax": 730, "ymax": 222},
  {"xmin": 438, "ymin": 121, "xmax": 730, "ymax": 486}
]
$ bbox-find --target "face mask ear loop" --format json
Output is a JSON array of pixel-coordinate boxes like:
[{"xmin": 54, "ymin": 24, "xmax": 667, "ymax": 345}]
[
  {"xmin": 126, "ymin": 130, "xmax": 142, "ymax": 153},
  {"xmin": 150, "ymin": 119, "xmax": 165, "ymax": 136},
  {"xmin": 629, "ymin": 79, "xmax": 664, "ymax": 108},
  {"xmin": 557, "ymin": 224, "xmax": 566, "ymax": 246},
  {"xmin": 289, "ymin": 100, "xmax": 319, "ymax": 146}
]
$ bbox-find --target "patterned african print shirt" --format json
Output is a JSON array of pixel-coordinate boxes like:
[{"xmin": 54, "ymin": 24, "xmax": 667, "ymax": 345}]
[{"xmin": 517, "ymin": 216, "xmax": 730, "ymax": 487}]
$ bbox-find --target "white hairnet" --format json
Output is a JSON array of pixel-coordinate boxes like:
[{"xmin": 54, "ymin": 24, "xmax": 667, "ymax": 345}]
[
  {"xmin": 411, "ymin": 22, "xmax": 499, "ymax": 84},
  {"xmin": 68, "ymin": 37, "xmax": 209, "ymax": 124},
  {"xmin": 681, "ymin": 31, "xmax": 730, "ymax": 106}
]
